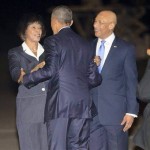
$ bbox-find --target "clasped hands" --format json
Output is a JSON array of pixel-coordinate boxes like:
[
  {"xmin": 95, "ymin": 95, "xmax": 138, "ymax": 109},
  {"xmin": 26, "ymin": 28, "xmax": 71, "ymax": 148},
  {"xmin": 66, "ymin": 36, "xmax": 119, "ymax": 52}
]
[
  {"xmin": 18, "ymin": 57, "xmax": 100, "ymax": 84},
  {"xmin": 94, "ymin": 56, "xmax": 101, "ymax": 66},
  {"xmin": 17, "ymin": 61, "xmax": 45, "ymax": 83}
]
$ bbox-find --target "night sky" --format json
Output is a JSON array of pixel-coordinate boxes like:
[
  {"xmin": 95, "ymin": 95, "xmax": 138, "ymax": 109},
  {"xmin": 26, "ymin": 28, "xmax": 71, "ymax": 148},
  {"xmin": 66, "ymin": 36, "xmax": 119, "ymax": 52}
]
[
  {"xmin": 0, "ymin": 0, "xmax": 149, "ymax": 53},
  {"xmin": 0, "ymin": 1, "xmax": 149, "ymax": 31},
  {"xmin": 0, "ymin": 0, "xmax": 149, "ymax": 90}
]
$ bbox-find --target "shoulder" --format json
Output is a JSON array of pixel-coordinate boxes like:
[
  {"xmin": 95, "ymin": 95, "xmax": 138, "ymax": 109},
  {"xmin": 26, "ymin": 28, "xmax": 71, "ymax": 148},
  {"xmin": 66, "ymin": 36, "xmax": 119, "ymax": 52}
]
[
  {"xmin": 115, "ymin": 37, "xmax": 136, "ymax": 57},
  {"xmin": 44, "ymin": 31, "xmax": 62, "ymax": 43},
  {"xmin": 116, "ymin": 37, "xmax": 135, "ymax": 49},
  {"xmin": 8, "ymin": 46, "xmax": 23, "ymax": 55}
]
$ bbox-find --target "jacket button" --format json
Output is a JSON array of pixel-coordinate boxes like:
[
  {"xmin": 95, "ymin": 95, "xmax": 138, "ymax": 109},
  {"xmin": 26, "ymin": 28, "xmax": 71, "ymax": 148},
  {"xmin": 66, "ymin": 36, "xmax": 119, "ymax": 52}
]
[{"xmin": 42, "ymin": 88, "xmax": 45, "ymax": 91}]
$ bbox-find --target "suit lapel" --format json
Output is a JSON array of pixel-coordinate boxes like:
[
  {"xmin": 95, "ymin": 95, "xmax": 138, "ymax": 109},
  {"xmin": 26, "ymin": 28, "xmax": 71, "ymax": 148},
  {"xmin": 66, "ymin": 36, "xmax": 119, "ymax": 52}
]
[
  {"xmin": 101, "ymin": 37, "xmax": 119, "ymax": 74},
  {"xmin": 18, "ymin": 46, "xmax": 38, "ymax": 63}
]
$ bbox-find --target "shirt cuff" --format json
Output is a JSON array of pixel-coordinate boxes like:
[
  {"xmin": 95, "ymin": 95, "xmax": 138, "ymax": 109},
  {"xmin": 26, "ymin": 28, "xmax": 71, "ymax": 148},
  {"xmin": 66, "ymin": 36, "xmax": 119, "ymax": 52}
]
[{"xmin": 126, "ymin": 113, "xmax": 138, "ymax": 118}]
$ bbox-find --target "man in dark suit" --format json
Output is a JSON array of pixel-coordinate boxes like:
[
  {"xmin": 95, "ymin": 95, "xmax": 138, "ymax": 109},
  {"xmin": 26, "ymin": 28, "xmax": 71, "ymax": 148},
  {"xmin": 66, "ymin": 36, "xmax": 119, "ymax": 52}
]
[
  {"xmin": 90, "ymin": 10, "xmax": 139, "ymax": 150},
  {"xmin": 21, "ymin": 6, "xmax": 101, "ymax": 150}
]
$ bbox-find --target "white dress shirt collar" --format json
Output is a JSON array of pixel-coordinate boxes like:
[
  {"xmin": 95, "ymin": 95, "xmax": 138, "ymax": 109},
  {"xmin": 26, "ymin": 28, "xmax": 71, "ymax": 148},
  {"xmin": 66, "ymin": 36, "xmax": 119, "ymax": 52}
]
[
  {"xmin": 59, "ymin": 26, "xmax": 70, "ymax": 32},
  {"xmin": 96, "ymin": 33, "xmax": 115, "ymax": 55},
  {"xmin": 22, "ymin": 42, "xmax": 44, "ymax": 61},
  {"xmin": 103, "ymin": 33, "xmax": 115, "ymax": 44},
  {"xmin": 96, "ymin": 33, "xmax": 115, "ymax": 70}
]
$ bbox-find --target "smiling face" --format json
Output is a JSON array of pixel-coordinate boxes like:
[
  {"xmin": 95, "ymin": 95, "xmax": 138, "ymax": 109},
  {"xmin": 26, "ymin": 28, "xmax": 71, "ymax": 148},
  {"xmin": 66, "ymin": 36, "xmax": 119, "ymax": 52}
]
[
  {"xmin": 24, "ymin": 22, "xmax": 42, "ymax": 43},
  {"xmin": 93, "ymin": 11, "xmax": 117, "ymax": 39}
]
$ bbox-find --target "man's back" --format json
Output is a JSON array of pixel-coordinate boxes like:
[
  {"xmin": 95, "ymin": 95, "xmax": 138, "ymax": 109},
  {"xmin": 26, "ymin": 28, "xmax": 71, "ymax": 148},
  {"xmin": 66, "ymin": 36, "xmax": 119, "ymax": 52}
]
[
  {"xmin": 44, "ymin": 27, "xmax": 98, "ymax": 120},
  {"xmin": 23, "ymin": 6, "xmax": 101, "ymax": 150}
]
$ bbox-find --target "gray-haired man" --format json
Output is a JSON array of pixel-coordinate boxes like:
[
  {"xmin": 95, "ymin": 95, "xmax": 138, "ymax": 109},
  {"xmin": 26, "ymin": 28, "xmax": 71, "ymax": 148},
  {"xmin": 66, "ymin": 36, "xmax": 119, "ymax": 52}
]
[{"xmin": 22, "ymin": 5, "xmax": 101, "ymax": 150}]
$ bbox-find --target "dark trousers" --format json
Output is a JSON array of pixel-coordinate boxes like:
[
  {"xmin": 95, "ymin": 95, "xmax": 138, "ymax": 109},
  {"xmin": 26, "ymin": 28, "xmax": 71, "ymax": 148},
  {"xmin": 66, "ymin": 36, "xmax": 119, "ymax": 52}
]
[
  {"xmin": 46, "ymin": 118, "xmax": 90, "ymax": 150},
  {"xmin": 90, "ymin": 116, "xmax": 128, "ymax": 150}
]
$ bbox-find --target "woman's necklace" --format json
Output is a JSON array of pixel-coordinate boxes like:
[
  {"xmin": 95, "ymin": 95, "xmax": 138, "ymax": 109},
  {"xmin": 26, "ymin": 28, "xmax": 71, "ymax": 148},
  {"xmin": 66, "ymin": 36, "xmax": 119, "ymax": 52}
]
[
  {"xmin": 25, "ymin": 41, "xmax": 38, "ymax": 56},
  {"xmin": 31, "ymin": 48, "xmax": 37, "ymax": 56}
]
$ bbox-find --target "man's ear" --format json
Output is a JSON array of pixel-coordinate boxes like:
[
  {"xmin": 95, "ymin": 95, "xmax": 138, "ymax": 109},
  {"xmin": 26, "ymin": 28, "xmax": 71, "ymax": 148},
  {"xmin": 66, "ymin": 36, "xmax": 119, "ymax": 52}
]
[
  {"xmin": 109, "ymin": 23, "xmax": 115, "ymax": 30},
  {"xmin": 70, "ymin": 20, "xmax": 73, "ymax": 26}
]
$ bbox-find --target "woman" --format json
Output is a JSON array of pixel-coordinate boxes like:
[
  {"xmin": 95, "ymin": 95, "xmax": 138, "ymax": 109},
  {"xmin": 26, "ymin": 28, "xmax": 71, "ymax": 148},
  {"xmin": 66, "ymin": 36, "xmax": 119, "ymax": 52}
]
[{"xmin": 8, "ymin": 13, "xmax": 48, "ymax": 150}]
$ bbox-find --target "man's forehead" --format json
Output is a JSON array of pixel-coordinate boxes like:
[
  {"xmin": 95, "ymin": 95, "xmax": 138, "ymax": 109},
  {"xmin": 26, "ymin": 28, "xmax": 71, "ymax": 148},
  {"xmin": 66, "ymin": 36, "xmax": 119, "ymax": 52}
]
[{"xmin": 95, "ymin": 14, "xmax": 108, "ymax": 21}]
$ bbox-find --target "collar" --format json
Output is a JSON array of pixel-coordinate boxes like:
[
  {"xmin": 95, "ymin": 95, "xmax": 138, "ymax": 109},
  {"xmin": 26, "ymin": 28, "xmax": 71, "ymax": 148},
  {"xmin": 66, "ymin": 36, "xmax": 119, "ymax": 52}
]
[
  {"xmin": 22, "ymin": 42, "xmax": 44, "ymax": 61},
  {"xmin": 98, "ymin": 33, "xmax": 115, "ymax": 46},
  {"xmin": 59, "ymin": 26, "xmax": 70, "ymax": 32}
]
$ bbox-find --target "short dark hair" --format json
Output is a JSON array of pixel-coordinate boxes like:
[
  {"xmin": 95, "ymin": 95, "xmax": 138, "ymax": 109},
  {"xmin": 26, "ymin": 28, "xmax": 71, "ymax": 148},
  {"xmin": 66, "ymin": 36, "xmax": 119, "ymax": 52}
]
[
  {"xmin": 51, "ymin": 5, "xmax": 73, "ymax": 24},
  {"xmin": 17, "ymin": 13, "xmax": 46, "ymax": 41}
]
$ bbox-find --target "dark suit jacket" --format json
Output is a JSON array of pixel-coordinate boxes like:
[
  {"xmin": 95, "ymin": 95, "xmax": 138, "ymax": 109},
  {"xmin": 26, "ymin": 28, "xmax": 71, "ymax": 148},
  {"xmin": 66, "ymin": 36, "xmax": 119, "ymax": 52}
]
[
  {"xmin": 8, "ymin": 46, "xmax": 47, "ymax": 123},
  {"xmin": 91, "ymin": 37, "xmax": 139, "ymax": 125},
  {"xmin": 23, "ymin": 28, "xmax": 101, "ymax": 122},
  {"xmin": 133, "ymin": 59, "xmax": 150, "ymax": 150}
]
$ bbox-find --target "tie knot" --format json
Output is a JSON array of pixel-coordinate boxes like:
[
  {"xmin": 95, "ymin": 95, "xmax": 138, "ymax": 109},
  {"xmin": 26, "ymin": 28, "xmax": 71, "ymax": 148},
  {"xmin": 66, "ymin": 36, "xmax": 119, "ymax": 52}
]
[{"xmin": 101, "ymin": 40, "xmax": 105, "ymax": 45}]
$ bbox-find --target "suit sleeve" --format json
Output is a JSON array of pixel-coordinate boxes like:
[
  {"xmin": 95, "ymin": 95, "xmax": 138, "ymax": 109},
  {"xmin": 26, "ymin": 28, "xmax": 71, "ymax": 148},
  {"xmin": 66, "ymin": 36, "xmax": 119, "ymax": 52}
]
[
  {"xmin": 23, "ymin": 37, "xmax": 59, "ymax": 88},
  {"xmin": 88, "ymin": 60, "xmax": 102, "ymax": 89},
  {"xmin": 124, "ymin": 44, "xmax": 139, "ymax": 115},
  {"xmin": 87, "ymin": 42, "xmax": 102, "ymax": 89},
  {"xmin": 8, "ymin": 49, "xmax": 21, "ymax": 82}
]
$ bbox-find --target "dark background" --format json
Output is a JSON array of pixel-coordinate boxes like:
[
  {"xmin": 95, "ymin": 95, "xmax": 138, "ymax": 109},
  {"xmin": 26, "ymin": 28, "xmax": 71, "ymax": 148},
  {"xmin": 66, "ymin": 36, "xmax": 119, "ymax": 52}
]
[
  {"xmin": 0, "ymin": 2, "xmax": 149, "ymax": 149},
  {"xmin": 0, "ymin": 0, "xmax": 150, "ymax": 92}
]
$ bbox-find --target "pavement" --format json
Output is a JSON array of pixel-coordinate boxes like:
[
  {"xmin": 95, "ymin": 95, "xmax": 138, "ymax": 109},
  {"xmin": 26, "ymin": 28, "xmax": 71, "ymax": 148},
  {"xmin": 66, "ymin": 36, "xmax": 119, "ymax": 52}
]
[{"xmin": 0, "ymin": 92, "xmax": 19, "ymax": 150}]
